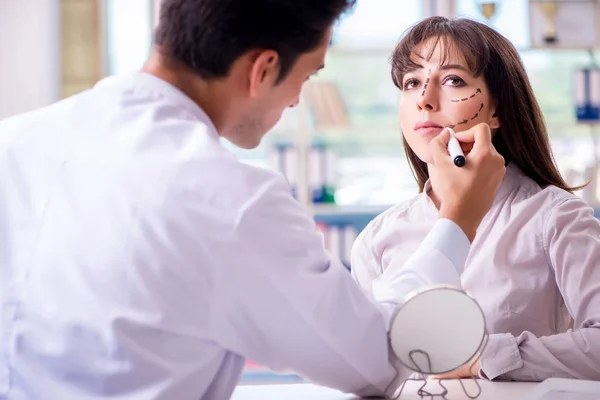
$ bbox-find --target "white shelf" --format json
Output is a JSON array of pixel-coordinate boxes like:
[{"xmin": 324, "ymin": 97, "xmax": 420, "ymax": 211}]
[{"xmin": 312, "ymin": 204, "xmax": 391, "ymax": 216}]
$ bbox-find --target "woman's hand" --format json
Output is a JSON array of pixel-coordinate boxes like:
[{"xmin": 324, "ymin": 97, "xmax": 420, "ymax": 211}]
[
  {"xmin": 430, "ymin": 123, "xmax": 506, "ymax": 242},
  {"xmin": 431, "ymin": 357, "xmax": 480, "ymax": 379}
]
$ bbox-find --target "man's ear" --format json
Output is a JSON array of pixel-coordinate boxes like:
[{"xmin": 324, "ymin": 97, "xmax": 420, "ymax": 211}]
[{"xmin": 248, "ymin": 50, "xmax": 280, "ymax": 98}]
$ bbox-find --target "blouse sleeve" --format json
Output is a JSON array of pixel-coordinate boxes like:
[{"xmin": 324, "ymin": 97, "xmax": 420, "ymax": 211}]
[{"xmin": 480, "ymin": 197, "xmax": 600, "ymax": 381}]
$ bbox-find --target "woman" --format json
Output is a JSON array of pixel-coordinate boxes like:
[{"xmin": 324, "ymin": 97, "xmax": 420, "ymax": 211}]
[{"xmin": 351, "ymin": 16, "xmax": 600, "ymax": 381}]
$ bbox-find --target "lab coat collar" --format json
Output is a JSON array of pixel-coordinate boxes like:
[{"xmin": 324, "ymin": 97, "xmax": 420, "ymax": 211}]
[
  {"xmin": 135, "ymin": 72, "xmax": 219, "ymax": 138},
  {"xmin": 95, "ymin": 72, "xmax": 220, "ymax": 140}
]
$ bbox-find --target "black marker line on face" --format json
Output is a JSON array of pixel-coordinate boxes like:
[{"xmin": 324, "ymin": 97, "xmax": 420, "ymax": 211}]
[
  {"xmin": 451, "ymin": 88, "xmax": 482, "ymax": 103},
  {"xmin": 452, "ymin": 103, "xmax": 485, "ymax": 125},
  {"xmin": 422, "ymin": 69, "xmax": 432, "ymax": 97}
]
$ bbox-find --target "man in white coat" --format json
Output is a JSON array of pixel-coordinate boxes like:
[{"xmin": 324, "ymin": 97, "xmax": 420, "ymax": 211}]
[{"xmin": 0, "ymin": 0, "xmax": 505, "ymax": 399}]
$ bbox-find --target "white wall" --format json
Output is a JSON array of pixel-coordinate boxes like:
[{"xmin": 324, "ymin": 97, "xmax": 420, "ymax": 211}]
[
  {"xmin": 0, "ymin": 0, "xmax": 61, "ymax": 120},
  {"xmin": 106, "ymin": 0, "xmax": 152, "ymax": 75},
  {"xmin": 151, "ymin": 0, "xmax": 161, "ymax": 28}
]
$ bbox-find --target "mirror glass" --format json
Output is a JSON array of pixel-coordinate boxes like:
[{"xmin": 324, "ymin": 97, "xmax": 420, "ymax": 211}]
[{"xmin": 389, "ymin": 286, "xmax": 486, "ymax": 375}]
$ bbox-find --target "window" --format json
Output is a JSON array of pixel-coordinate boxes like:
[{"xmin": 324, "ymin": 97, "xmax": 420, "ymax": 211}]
[
  {"xmin": 105, "ymin": 0, "xmax": 153, "ymax": 75},
  {"xmin": 332, "ymin": 0, "xmax": 421, "ymax": 50},
  {"xmin": 455, "ymin": 0, "xmax": 529, "ymax": 48}
]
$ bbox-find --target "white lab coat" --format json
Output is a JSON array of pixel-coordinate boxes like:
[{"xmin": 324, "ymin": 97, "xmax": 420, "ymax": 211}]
[{"xmin": 0, "ymin": 72, "xmax": 469, "ymax": 399}]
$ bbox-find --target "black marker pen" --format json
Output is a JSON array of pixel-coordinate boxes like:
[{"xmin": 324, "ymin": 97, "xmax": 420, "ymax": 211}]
[{"xmin": 445, "ymin": 127, "xmax": 465, "ymax": 167}]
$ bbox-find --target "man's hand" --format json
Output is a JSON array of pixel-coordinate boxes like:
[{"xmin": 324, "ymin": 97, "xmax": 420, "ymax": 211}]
[{"xmin": 429, "ymin": 123, "xmax": 505, "ymax": 242}]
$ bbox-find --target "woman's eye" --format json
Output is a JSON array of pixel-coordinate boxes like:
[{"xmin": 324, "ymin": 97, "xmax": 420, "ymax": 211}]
[
  {"xmin": 444, "ymin": 76, "xmax": 466, "ymax": 87},
  {"xmin": 403, "ymin": 79, "xmax": 419, "ymax": 90}
]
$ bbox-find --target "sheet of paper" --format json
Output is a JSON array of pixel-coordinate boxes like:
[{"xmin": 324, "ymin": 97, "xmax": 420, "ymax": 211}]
[{"xmin": 537, "ymin": 392, "xmax": 599, "ymax": 400}]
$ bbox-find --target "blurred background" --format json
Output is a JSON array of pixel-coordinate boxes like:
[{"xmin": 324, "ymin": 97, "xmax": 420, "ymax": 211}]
[{"xmin": 2, "ymin": 0, "xmax": 600, "ymax": 384}]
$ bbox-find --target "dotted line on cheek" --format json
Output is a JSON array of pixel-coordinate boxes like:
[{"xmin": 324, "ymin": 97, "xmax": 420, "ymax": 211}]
[
  {"xmin": 450, "ymin": 103, "xmax": 485, "ymax": 127},
  {"xmin": 451, "ymin": 88, "xmax": 482, "ymax": 103}
]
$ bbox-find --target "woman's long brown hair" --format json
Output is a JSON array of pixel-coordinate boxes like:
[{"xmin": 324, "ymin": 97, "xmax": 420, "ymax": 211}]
[{"xmin": 391, "ymin": 16, "xmax": 580, "ymax": 193}]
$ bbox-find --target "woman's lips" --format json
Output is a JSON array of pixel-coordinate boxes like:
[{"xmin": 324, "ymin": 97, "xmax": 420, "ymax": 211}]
[{"xmin": 415, "ymin": 126, "xmax": 444, "ymax": 136}]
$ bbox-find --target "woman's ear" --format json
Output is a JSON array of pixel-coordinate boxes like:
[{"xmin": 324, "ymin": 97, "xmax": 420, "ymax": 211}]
[
  {"xmin": 490, "ymin": 112, "xmax": 500, "ymax": 129},
  {"xmin": 489, "ymin": 102, "xmax": 500, "ymax": 129}
]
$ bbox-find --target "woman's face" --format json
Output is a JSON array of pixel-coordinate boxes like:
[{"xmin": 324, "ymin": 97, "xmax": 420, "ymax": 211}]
[{"xmin": 399, "ymin": 38, "xmax": 500, "ymax": 164}]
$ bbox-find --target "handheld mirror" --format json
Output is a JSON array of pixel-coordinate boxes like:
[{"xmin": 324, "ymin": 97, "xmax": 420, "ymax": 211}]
[{"xmin": 389, "ymin": 285, "xmax": 486, "ymax": 375}]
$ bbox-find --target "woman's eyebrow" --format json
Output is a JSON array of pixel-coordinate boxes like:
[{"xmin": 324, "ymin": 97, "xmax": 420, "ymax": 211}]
[
  {"xmin": 438, "ymin": 64, "xmax": 470, "ymax": 73},
  {"xmin": 405, "ymin": 62, "xmax": 470, "ymax": 75},
  {"xmin": 404, "ymin": 64, "xmax": 424, "ymax": 75}
]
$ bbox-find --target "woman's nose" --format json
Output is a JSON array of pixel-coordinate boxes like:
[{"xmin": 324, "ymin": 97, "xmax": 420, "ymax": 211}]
[{"xmin": 416, "ymin": 87, "xmax": 439, "ymax": 111}]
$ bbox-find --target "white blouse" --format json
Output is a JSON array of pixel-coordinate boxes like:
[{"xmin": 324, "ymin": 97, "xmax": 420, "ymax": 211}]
[{"xmin": 351, "ymin": 163, "xmax": 600, "ymax": 381}]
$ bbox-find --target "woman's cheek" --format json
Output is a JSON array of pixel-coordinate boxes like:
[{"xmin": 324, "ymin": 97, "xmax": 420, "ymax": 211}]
[{"xmin": 445, "ymin": 100, "xmax": 487, "ymax": 130}]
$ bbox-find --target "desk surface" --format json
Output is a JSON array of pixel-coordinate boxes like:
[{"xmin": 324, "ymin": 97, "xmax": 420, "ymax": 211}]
[{"xmin": 232, "ymin": 380, "xmax": 537, "ymax": 400}]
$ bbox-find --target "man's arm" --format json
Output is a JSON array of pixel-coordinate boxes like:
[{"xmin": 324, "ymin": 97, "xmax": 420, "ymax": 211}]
[
  {"xmin": 212, "ymin": 176, "xmax": 471, "ymax": 396},
  {"xmin": 372, "ymin": 219, "xmax": 470, "ymax": 329}
]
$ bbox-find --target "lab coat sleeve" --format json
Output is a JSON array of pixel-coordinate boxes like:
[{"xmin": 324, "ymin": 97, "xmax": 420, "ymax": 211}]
[
  {"xmin": 212, "ymin": 173, "xmax": 474, "ymax": 397},
  {"xmin": 480, "ymin": 198, "xmax": 600, "ymax": 381},
  {"xmin": 372, "ymin": 218, "xmax": 468, "ymax": 303},
  {"xmin": 350, "ymin": 222, "xmax": 382, "ymax": 298},
  {"xmin": 213, "ymin": 175, "xmax": 399, "ymax": 396},
  {"xmin": 352, "ymin": 217, "xmax": 470, "ymax": 329}
]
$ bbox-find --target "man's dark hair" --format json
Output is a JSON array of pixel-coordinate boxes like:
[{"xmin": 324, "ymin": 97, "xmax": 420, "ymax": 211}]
[{"xmin": 154, "ymin": 0, "xmax": 356, "ymax": 83}]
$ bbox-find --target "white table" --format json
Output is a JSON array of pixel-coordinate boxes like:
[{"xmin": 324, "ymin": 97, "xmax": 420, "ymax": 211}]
[{"xmin": 232, "ymin": 379, "xmax": 537, "ymax": 399}]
